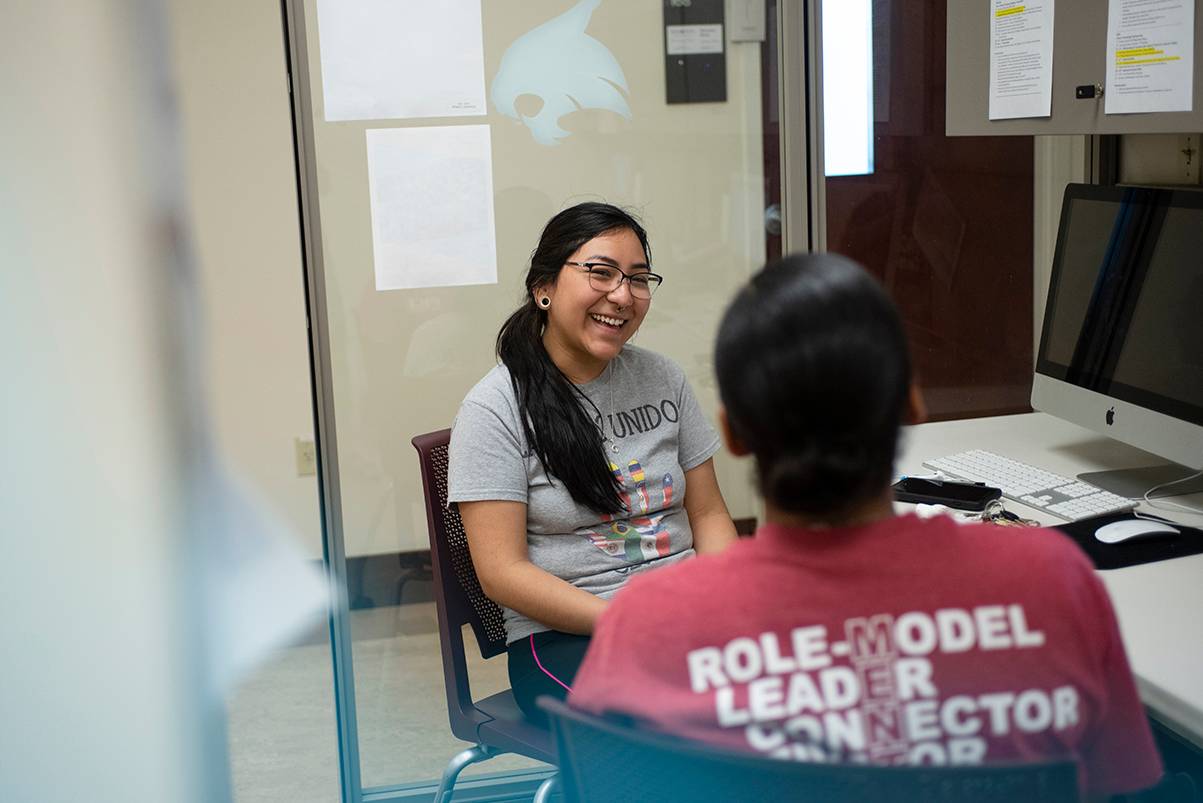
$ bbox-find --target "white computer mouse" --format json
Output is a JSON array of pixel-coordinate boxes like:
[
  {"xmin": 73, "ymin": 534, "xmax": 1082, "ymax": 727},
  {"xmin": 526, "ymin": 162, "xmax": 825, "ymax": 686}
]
[{"xmin": 1094, "ymin": 519, "xmax": 1181, "ymax": 545}]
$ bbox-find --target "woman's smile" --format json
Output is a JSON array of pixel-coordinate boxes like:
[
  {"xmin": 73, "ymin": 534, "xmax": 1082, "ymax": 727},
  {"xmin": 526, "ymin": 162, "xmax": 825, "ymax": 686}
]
[{"xmin": 589, "ymin": 312, "xmax": 628, "ymax": 331}]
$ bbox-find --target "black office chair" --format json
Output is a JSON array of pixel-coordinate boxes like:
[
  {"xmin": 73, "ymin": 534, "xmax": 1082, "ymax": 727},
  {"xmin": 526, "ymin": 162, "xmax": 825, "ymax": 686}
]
[
  {"xmin": 412, "ymin": 429, "xmax": 557, "ymax": 803},
  {"xmin": 539, "ymin": 697, "xmax": 1079, "ymax": 803}
]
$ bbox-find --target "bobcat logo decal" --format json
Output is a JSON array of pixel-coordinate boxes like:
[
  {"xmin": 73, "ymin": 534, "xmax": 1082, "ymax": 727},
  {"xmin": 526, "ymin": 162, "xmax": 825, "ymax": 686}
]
[{"xmin": 490, "ymin": 0, "xmax": 632, "ymax": 145}]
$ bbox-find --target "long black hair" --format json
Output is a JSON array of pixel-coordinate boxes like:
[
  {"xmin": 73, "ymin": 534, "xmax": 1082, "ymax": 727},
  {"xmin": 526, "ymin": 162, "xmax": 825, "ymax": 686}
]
[
  {"xmin": 715, "ymin": 253, "xmax": 911, "ymax": 518},
  {"xmin": 497, "ymin": 202, "xmax": 651, "ymax": 514}
]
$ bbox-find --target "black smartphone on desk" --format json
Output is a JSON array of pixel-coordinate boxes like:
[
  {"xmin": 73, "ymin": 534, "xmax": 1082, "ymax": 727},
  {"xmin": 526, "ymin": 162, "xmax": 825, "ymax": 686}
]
[{"xmin": 891, "ymin": 477, "xmax": 1002, "ymax": 511}]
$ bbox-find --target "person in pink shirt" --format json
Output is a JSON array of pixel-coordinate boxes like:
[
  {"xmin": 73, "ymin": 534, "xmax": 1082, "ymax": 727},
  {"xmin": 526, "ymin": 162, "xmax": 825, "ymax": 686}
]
[{"xmin": 570, "ymin": 253, "xmax": 1163, "ymax": 799}]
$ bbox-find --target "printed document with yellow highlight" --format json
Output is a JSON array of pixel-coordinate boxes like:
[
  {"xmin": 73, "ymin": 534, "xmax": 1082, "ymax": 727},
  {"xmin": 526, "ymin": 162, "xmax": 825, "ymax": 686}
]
[
  {"xmin": 989, "ymin": 1, "xmax": 1055, "ymax": 120},
  {"xmin": 1106, "ymin": 0, "xmax": 1194, "ymax": 114}
]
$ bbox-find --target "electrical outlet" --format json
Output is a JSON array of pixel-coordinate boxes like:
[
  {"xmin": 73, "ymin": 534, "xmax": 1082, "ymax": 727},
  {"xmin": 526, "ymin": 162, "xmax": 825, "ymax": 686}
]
[{"xmin": 294, "ymin": 438, "xmax": 317, "ymax": 476}]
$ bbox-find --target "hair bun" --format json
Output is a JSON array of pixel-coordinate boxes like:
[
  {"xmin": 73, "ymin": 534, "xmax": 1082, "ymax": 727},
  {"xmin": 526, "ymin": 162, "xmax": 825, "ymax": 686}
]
[{"xmin": 763, "ymin": 445, "xmax": 887, "ymax": 518}]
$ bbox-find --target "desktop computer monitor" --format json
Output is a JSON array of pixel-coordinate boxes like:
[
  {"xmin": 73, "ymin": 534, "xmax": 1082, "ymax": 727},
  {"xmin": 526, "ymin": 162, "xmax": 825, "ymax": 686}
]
[{"xmin": 1032, "ymin": 183, "xmax": 1203, "ymax": 497}]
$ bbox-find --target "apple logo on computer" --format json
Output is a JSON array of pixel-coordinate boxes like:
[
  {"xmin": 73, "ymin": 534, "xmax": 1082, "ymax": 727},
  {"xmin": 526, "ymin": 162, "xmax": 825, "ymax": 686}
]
[{"xmin": 1106, "ymin": 406, "xmax": 1115, "ymax": 426}]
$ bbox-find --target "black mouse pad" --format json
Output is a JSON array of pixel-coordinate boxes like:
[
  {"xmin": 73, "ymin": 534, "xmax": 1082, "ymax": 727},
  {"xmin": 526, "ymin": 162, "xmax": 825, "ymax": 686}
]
[{"xmin": 1053, "ymin": 512, "xmax": 1203, "ymax": 570}]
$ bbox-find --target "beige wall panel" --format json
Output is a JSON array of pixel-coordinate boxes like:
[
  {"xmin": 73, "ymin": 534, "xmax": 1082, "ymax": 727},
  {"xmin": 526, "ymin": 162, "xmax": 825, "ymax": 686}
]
[
  {"xmin": 948, "ymin": 0, "xmax": 1203, "ymax": 136},
  {"xmin": 1120, "ymin": 133, "xmax": 1203, "ymax": 184},
  {"xmin": 170, "ymin": 0, "xmax": 322, "ymax": 558}
]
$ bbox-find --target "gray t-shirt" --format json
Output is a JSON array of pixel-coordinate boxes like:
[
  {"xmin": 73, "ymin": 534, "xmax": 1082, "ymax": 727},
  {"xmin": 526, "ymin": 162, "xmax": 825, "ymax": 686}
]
[{"xmin": 447, "ymin": 345, "xmax": 721, "ymax": 644}]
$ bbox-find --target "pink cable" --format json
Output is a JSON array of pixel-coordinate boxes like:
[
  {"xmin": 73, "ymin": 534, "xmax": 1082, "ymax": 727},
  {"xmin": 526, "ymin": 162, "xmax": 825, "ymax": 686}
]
[{"xmin": 529, "ymin": 634, "xmax": 572, "ymax": 692}]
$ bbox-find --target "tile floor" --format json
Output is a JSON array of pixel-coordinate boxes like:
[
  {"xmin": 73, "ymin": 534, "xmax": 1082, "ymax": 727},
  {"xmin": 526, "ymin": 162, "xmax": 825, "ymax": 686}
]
[{"xmin": 225, "ymin": 603, "xmax": 545, "ymax": 803}]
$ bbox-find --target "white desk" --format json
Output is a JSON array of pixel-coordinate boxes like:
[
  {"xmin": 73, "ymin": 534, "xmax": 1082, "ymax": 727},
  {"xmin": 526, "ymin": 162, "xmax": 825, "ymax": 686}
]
[{"xmin": 899, "ymin": 412, "xmax": 1203, "ymax": 748}]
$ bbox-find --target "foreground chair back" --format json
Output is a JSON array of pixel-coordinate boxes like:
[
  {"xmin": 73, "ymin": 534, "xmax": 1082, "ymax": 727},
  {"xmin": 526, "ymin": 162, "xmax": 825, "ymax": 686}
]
[
  {"xmin": 412, "ymin": 429, "xmax": 556, "ymax": 802},
  {"xmin": 540, "ymin": 697, "xmax": 1079, "ymax": 803}
]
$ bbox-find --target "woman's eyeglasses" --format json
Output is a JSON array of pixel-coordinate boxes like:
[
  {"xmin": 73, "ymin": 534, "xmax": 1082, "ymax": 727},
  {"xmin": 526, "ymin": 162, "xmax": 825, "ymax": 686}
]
[{"xmin": 565, "ymin": 261, "xmax": 663, "ymax": 299}]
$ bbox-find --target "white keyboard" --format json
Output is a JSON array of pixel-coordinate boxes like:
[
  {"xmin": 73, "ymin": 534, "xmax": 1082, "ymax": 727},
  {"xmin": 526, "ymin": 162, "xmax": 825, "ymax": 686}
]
[{"xmin": 922, "ymin": 449, "xmax": 1137, "ymax": 522}]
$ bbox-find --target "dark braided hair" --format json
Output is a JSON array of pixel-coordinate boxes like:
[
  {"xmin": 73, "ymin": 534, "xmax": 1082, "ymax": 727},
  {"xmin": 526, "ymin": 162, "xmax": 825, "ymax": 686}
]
[{"xmin": 497, "ymin": 202, "xmax": 651, "ymax": 514}]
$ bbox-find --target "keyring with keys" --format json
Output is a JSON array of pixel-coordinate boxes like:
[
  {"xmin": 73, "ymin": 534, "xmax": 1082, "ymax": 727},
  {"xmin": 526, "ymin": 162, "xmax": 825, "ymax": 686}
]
[{"xmin": 979, "ymin": 499, "xmax": 1040, "ymax": 528}]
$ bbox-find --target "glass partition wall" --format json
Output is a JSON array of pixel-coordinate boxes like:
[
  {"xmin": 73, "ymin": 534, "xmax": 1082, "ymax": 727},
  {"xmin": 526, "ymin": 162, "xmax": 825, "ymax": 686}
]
[
  {"xmin": 818, "ymin": 0, "xmax": 1035, "ymax": 420},
  {"xmin": 285, "ymin": 0, "xmax": 781, "ymax": 796},
  {"xmin": 283, "ymin": 0, "xmax": 1038, "ymax": 798}
]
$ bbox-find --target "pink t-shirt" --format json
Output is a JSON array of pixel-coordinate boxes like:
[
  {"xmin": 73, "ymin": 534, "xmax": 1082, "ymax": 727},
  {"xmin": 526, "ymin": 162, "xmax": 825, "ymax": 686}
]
[{"xmin": 570, "ymin": 514, "xmax": 1162, "ymax": 797}]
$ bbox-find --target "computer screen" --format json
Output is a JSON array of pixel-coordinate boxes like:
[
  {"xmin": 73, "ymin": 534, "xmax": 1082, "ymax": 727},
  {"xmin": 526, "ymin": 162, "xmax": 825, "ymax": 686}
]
[{"xmin": 1032, "ymin": 183, "xmax": 1203, "ymax": 475}]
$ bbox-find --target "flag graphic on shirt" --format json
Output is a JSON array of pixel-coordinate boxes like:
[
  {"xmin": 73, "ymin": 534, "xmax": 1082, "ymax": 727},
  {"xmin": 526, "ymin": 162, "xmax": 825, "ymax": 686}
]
[
  {"xmin": 582, "ymin": 516, "xmax": 671, "ymax": 561},
  {"xmin": 583, "ymin": 521, "xmax": 633, "ymax": 558},
  {"xmin": 629, "ymin": 459, "xmax": 650, "ymax": 510},
  {"xmin": 631, "ymin": 516, "xmax": 671, "ymax": 559},
  {"xmin": 603, "ymin": 461, "xmax": 632, "ymax": 519},
  {"xmin": 582, "ymin": 455, "xmax": 672, "ymax": 562}
]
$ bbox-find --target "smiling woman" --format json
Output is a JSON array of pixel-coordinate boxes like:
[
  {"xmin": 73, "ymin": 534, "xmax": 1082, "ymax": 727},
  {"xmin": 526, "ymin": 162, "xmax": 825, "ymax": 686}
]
[{"xmin": 447, "ymin": 202, "xmax": 739, "ymax": 723}]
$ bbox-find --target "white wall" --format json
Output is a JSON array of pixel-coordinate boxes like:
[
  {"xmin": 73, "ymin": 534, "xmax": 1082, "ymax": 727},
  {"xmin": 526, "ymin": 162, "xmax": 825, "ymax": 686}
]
[{"xmin": 168, "ymin": 0, "xmax": 323, "ymax": 559}]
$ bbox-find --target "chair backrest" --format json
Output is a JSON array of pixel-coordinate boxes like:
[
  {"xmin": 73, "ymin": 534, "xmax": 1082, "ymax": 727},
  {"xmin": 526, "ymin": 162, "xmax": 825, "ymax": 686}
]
[
  {"xmin": 412, "ymin": 429, "xmax": 509, "ymax": 732},
  {"xmin": 540, "ymin": 698, "xmax": 1080, "ymax": 803}
]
